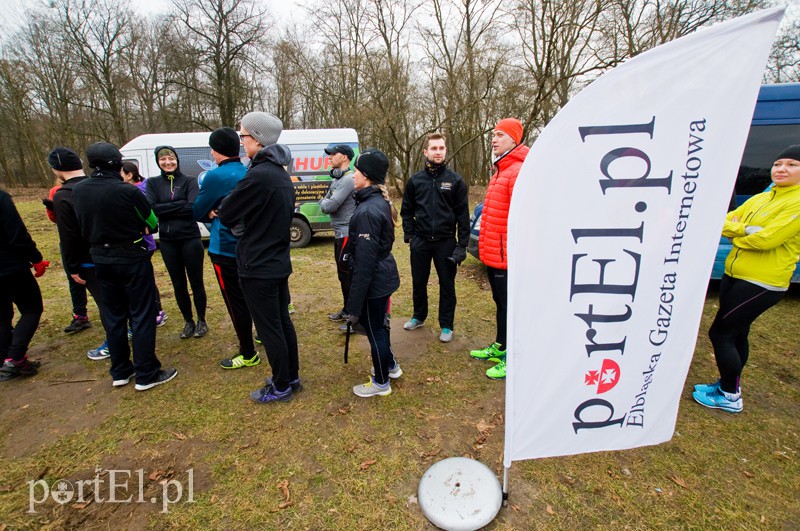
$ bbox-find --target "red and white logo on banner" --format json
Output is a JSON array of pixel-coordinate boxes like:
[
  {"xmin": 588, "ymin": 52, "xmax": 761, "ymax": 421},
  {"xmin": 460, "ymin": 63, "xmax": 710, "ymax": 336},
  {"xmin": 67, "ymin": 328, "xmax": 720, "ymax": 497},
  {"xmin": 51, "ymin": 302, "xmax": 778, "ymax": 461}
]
[{"xmin": 584, "ymin": 359, "xmax": 621, "ymax": 394}]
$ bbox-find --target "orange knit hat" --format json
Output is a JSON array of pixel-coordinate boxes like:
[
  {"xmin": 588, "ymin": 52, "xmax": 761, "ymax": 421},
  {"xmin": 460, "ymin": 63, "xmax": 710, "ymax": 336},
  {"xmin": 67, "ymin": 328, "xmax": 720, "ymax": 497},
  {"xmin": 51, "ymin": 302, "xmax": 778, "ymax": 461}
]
[{"xmin": 495, "ymin": 118, "xmax": 523, "ymax": 145}]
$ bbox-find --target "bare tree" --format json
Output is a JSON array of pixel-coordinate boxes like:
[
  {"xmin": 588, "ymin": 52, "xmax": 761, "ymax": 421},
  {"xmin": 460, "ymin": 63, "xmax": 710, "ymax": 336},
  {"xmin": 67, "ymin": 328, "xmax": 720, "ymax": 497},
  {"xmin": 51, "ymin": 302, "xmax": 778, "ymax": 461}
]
[
  {"xmin": 766, "ymin": 18, "xmax": 800, "ymax": 83},
  {"xmin": 57, "ymin": 0, "xmax": 134, "ymax": 144},
  {"xmin": 420, "ymin": 0, "xmax": 507, "ymax": 185},
  {"xmin": 171, "ymin": 0, "xmax": 269, "ymax": 127},
  {"xmin": 598, "ymin": 0, "xmax": 768, "ymax": 61}
]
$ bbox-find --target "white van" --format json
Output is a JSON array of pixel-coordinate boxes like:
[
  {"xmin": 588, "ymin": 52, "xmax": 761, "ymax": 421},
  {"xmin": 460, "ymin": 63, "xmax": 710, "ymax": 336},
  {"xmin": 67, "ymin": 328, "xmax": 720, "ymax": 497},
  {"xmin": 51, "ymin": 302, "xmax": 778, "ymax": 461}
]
[{"xmin": 120, "ymin": 128, "xmax": 360, "ymax": 247}]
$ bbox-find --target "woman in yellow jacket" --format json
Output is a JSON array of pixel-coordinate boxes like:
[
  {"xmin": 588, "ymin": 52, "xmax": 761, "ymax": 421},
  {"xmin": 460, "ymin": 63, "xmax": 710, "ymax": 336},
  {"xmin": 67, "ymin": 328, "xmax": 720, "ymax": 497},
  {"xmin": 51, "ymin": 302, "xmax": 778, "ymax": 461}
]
[{"xmin": 693, "ymin": 145, "xmax": 800, "ymax": 413}]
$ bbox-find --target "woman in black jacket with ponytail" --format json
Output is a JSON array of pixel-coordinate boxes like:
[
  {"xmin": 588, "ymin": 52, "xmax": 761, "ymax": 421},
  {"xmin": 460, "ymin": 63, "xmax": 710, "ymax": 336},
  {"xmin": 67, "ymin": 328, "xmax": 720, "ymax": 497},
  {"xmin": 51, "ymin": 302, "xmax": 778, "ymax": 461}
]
[
  {"xmin": 345, "ymin": 148, "xmax": 402, "ymax": 398},
  {"xmin": 146, "ymin": 146, "xmax": 208, "ymax": 339}
]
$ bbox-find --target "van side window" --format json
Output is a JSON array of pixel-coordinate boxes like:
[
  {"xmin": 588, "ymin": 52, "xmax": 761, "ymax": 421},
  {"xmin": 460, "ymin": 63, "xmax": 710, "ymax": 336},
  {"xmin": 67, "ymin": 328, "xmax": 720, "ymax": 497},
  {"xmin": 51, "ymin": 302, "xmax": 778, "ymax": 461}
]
[{"xmin": 736, "ymin": 123, "xmax": 800, "ymax": 203}]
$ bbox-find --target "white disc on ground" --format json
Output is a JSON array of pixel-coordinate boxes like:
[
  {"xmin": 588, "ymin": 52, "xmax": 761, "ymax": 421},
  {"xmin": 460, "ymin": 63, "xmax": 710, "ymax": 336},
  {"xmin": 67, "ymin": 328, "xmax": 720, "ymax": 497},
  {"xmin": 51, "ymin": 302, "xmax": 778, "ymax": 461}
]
[{"xmin": 418, "ymin": 457, "xmax": 502, "ymax": 531}]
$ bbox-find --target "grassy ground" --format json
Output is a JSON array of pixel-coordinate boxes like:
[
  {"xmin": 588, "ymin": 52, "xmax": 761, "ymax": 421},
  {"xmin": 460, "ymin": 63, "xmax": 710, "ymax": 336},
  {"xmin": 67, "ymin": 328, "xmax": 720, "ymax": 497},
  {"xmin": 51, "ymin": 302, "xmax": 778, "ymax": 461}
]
[{"xmin": 1, "ymin": 190, "xmax": 798, "ymax": 529}]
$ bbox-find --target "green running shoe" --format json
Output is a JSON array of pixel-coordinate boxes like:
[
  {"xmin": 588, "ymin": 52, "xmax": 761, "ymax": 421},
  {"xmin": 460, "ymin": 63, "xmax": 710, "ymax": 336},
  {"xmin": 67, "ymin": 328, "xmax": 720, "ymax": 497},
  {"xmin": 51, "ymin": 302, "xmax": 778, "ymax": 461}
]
[
  {"xmin": 486, "ymin": 360, "xmax": 506, "ymax": 380},
  {"xmin": 470, "ymin": 342, "xmax": 505, "ymax": 362},
  {"xmin": 220, "ymin": 353, "xmax": 261, "ymax": 370}
]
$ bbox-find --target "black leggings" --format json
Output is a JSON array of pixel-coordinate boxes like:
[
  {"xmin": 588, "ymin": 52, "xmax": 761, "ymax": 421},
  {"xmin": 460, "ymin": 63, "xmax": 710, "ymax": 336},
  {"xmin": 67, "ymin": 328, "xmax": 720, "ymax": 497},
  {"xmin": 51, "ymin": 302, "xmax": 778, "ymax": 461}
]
[
  {"xmin": 212, "ymin": 256, "xmax": 255, "ymax": 357},
  {"xmin": 0, "ymin": 269, "xmax": 43, "ymax": 362},
  {"xmin": 158, "ymin": 238, "xmax": 206, "ymax": 322},
  {"xmin": 709, "ymin": 275, "xmax": 784, "ymax": 393},
  {"xmin": 487, "ymin": 266, "xmax": 508, "ymax": 350}
]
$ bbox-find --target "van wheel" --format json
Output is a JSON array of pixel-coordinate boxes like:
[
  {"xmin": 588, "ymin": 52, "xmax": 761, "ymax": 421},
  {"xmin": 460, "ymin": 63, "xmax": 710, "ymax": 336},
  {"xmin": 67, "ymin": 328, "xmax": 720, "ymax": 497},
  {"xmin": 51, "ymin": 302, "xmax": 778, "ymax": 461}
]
[{"xmin": 290, "ymin": 218, "xmax": 312, "ymax": 248}]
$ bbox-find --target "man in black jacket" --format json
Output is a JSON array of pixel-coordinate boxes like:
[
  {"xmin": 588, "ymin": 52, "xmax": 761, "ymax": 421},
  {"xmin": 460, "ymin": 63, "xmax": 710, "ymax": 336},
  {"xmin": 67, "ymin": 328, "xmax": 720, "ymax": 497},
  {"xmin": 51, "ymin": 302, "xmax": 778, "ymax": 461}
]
[
  {"xmin": 48, "ymin": 147, "xmax": 110, "ymax": 360},
  {"xmin": 400, "ymin": 132, "xmax": 470, "ymax": 343},
  {"xmin": 72, "ymin": 142, "xmax": 177, "ymax": 391},
  {"xmin": 219, "ymin": 111, "xmax": 300, "ymax": 405}
]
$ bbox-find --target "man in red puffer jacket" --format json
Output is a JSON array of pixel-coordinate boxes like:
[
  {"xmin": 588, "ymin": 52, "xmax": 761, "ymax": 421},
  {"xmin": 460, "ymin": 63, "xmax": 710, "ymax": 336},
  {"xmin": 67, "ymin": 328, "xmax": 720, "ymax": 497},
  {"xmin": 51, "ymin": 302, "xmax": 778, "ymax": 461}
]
[{"xmin": 470, "ymin": 118, "xmax": 530, "ymax": 380}]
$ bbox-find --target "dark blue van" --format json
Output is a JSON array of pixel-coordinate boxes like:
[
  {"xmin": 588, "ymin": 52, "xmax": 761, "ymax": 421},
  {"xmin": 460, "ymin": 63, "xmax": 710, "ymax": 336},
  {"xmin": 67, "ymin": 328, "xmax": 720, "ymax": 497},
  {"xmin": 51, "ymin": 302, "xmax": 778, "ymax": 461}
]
[
  {"xmin": 468, "ymin": 83, "xmax": 800, "ymax": 284},
  {"xmin": 710, "ymin": 82, "xmax": 800, "ymax": 282}
]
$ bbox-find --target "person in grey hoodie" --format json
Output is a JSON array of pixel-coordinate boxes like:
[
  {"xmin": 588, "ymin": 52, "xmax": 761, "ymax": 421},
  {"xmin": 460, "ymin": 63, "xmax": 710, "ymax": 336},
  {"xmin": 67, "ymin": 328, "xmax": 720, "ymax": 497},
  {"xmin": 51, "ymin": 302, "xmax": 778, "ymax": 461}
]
[
  {"xmin": 319, "ymin": 144, "xmax": 356, "ymax": 322},
  {"xmin": 218, "ymin": 111, "xmax": 300, "ymax": 405}
]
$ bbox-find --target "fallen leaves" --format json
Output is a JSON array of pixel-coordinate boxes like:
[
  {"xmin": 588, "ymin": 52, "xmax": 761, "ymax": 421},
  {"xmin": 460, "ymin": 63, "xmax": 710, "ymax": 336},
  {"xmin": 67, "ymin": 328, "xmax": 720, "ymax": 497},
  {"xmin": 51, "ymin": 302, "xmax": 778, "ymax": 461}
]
[
  {"xmin": 475, "ymin": 420, "xmax": 494, "ymax": 436},
  {"xmin": 169, "ymin": 431, "xmax": 187, "ymax": 441},
  {"xmin": 546, "ymin": 505, "xmax": 555, "ymax": 515},
  {"xmin": 420, "ymin": 448, "xmax": 442, "ymax": 460},
  {"xmin": 669, "ymin": 475, "xmax": 687, "ymax": 489},
  {"xmin": 148, "ymin": 468, "xmax": 175, "ymax": 482},
  {"xmin": 71, "ymin": 499, "xmax": 93, "ymax": 510},
  {"xmin": 332, "ymin": 404, "xmax": 352, "ymax": 416},
  {"xmin": 271, "ymin": 480, "xmax": 292, "ymax": 512},
  {"xmin": 359, "ymin": 459, "xmax": 377, "ymax": 470}
]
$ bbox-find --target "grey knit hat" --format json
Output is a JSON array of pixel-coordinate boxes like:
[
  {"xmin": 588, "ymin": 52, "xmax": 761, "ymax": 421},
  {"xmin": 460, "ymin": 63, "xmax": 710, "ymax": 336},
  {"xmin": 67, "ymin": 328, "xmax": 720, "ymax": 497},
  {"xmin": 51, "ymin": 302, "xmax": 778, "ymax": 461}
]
[{"xmin": 240, "ymin": 112, "xmax": 282, "ymax": 147}]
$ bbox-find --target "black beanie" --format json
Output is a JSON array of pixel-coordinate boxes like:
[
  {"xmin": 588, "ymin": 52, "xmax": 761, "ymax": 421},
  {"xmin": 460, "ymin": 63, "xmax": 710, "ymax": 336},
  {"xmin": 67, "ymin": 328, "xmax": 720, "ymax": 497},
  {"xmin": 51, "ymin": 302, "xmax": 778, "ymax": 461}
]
[
  {"xmin": 209, "ymin": 127, "xmax": 240, "ymax": 158},
  {"xmin": 48, "ymin": 147, "xmax": 83, "ymax": 171},
  {"xmin": 354, "ymin": 148, "xmax": 389, "ymax": 185},
  {"xmin": 87, "ymin": 142, "xmax": 123, "ymax": 171},
  {"xmin": 777, "ymin": 145, "xmax": 800, "ymax": 162}
]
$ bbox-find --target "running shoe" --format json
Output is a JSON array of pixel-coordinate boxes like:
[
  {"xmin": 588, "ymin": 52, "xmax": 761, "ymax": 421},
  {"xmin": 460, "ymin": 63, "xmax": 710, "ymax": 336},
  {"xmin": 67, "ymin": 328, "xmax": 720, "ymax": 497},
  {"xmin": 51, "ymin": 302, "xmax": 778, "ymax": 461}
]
[
  {"xmin": 64, "ymin": 315, "xmax": 91, "ymax": 334},
  {"xmin": 219, "ymin": 353, "xmax": 261, "ymax": 370},
  {"xmin": 87, "ymin": 340, "xmax": 110, "ymax": 360},
  {"xmin": 353, "ymin": 379, "xmax": 391, "ymax": 397},
  {"xmin": 470, "ymin": 342, "xmax": 505, "ymax": 362},
  {"xmin": 486, "ymin": 360, "xmax": 506, "ymax": 380}
]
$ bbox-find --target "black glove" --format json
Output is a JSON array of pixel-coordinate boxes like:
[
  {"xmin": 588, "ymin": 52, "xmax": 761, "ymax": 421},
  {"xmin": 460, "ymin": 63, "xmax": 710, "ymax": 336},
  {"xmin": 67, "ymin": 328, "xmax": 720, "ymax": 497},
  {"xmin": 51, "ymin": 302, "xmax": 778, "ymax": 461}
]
[
  {"xmin": 346, "ymin": 314, "xmax": 359, "ymax": 327},
  {"xmin": 404, "ymin": 235, "xmax": 412, "ymax": 244},
  {"xmin": 42, "ymin": 197, "xmax": 54, "ymax": 211},
  {"xmin": 448, "ymin": 246, "xmax": 467, "ymax": 265}
]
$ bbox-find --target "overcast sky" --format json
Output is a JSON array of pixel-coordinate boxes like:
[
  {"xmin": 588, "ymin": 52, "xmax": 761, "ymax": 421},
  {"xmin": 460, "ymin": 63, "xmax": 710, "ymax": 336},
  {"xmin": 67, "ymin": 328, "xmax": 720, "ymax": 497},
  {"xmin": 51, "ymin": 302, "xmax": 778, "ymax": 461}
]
[{"xmin": 0, "ymin": 0, "xmax": 305, "ymax": 34}]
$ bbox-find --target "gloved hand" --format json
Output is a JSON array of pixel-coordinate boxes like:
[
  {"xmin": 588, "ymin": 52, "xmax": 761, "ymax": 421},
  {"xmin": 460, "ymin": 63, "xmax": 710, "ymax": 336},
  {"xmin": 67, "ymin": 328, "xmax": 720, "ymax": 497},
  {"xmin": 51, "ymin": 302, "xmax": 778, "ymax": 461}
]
[
  {"xmin": 346, "ymin": 314, "xmax": 359, "ymax": 327},
  {"xmin": 32, "ymin": 260, "xmax": 50, "ymax": 278},
  {"xmin": 448, "ymin": 246, "xmax": 467, "ymax": 265},
  {"xmin": 42, "ymin": 197, "xmax": 54, "ymax": 211},
  {"xmin": 404, "ymin": 235, "xmax": 412, "ymax": 244}
]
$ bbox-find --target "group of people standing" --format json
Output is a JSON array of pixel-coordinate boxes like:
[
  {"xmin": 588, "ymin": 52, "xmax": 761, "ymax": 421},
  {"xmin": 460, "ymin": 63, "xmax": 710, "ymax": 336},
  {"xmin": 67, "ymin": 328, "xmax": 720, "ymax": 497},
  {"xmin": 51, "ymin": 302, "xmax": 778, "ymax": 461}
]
[
  {"xmin": 0, "ymin": 112, "xmax": 528, "ymax": 400},
  {"xmin": 3, "ymin": 110, "xmax": 797, "ymax": 411}
]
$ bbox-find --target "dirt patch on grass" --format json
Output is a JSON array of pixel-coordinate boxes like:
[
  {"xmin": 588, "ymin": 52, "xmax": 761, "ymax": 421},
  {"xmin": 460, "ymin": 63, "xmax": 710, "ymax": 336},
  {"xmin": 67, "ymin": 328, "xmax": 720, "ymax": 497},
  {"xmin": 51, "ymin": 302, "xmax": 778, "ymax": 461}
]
[
  {"xmin": 0, "ymin": 355, "xmax": 118, "ymax": 460},
  {"xmin": 30, "ymin": 440, "xmax": 214, "ymax": 530}
]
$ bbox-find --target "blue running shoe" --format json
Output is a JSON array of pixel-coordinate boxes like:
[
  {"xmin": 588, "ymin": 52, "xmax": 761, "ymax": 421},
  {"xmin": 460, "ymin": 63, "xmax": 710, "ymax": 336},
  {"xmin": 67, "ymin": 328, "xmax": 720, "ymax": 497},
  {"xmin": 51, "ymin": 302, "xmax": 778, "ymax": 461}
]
[
  {"xmin": 250, "ymin": 384, "xmax": 292, "ymax": 404},
  {"xmin": 694, "ymin": 380, "xmax": 721, "ymax": 394},
  {"xmin": 403, "ymin": 318, "xmax": 424, "ymax": 330},
  {"xmin": 87, "ymin": 340, "xmax": 110, "ymax": 361},
  {"xmin": 693, "ymin": 388, "xmax": 742, "ymax": 413}
]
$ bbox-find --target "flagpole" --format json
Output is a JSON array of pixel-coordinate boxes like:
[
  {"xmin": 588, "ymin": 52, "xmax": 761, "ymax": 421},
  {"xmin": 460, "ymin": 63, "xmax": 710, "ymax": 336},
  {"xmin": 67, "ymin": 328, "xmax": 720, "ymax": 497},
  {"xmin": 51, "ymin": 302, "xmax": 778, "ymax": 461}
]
[{"xmin": 502, "ymin": 466, "xmax": 509, "ymax": 507}]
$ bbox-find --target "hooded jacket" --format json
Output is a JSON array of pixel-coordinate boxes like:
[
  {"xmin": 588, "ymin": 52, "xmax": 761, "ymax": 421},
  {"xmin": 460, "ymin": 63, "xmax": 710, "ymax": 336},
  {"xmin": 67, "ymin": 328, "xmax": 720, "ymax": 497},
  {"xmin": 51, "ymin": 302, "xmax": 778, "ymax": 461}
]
[
  {"xmin": 145, "ymin": 146, "xmax": 200, "ymax": 240},
  {"xmin": 345, "ymin": 186, "xmax": 400, "ymax": 317},
  {"xmin": 72, "ymin": 169, "xmax": 159, "ymax": 264},
  {"xmin": 0, "ymin": 190, "xmax": 43, "ymax": 277},
  {"xmin": 218, "ymin": 144, "xmax": 294, "ymax": 279},
  {"xmin": 478, "ymin": 143, "xmax": 530, "ymax": 269},
  {"xmin": 723, "ymin": 183, "xmax": 800, "ymax": 288}
]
